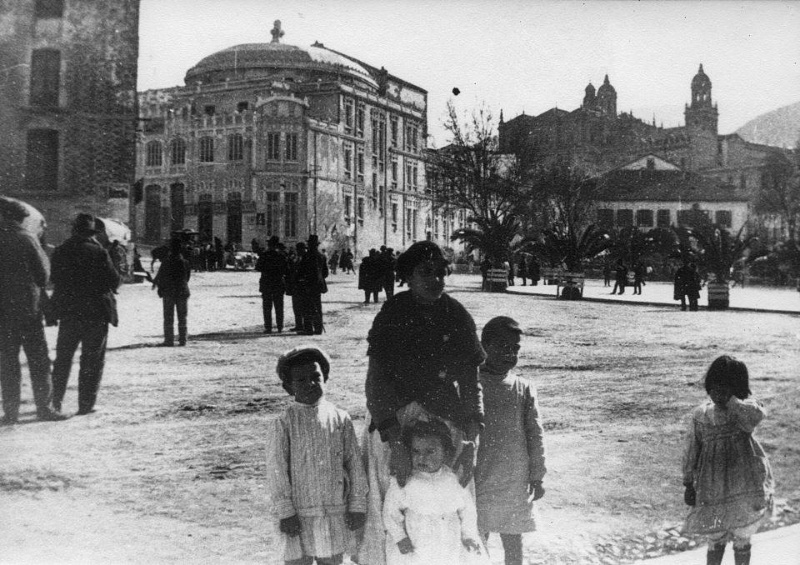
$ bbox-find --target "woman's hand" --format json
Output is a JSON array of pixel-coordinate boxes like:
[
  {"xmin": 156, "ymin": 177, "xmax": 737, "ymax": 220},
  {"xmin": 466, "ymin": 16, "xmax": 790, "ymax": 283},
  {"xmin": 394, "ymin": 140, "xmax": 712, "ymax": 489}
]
[
  {"xmin": 279, "ymin": 514, "xmax": 301, "ymax": 536},
  {"xmin": 528, "ymin": 480, "xmax": 545, "ymax": 501}
]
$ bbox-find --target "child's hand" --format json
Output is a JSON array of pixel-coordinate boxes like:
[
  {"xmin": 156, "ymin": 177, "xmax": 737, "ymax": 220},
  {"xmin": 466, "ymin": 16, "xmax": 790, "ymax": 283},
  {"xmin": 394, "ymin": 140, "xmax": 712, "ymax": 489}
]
[
  {"xmin": 528, "ymin": 480, "xmax": 545, "ymax": 501},
  {"xmin": 279, "ymin": 514, "xmax": 302, "ymax": 536},
  {"xmin": 345, "ymin": 511, "xmax": 366, "ymax": 531},
  {"xmin": 463, "ymin": 538, "xmax": 482, "ymax": 553},
  {"xmin": 397, "ymin": 537, "xmax": 414, "ymax": 554},
  {"xmin": 684, "ymin": 484, "xmax": 696, "ymax": 506},
  {"xmin": 389, "ymin": 441, "xmax": 412, "ymax": 487},
  {"xmin": 453, "ymin": 441, "xmax": 475, "ymax": 487}
]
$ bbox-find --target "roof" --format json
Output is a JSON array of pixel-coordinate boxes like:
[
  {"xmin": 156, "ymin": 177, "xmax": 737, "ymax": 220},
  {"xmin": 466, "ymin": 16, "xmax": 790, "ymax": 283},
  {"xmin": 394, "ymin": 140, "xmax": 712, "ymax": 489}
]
[
  {"xmin": 185, "ymin": 42, "xmax": 378, "ymax": 88},
  {"xmin": 596, "ymin": 169, "xmax": 749, "ymax": 202}
]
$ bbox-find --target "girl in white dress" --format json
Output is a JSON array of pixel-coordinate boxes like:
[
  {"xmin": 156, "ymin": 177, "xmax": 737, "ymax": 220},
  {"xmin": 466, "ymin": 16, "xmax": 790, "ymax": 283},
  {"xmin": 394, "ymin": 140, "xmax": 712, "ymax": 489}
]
[{"xmin": 383, "ymin": 420, "xmax": 489, "ymax": 565}]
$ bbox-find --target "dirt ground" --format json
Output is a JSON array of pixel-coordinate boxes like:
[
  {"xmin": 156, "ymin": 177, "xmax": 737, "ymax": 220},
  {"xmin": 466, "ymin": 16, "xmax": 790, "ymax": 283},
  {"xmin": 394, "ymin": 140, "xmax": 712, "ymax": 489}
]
[{"xmin": 1, "ymin": 271, "xmax": 798, "ymax": 565}]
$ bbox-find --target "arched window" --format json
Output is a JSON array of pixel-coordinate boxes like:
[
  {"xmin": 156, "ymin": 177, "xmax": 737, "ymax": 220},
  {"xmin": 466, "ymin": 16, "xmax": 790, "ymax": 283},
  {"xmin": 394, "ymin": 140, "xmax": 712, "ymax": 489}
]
[
  {"xmin": 145, "ymin": 141, "xmax": 162, "ymax": 167},
  {"xmin": 199, "ymin": 136, "xmax": 214, "ymax": 163},
  {"xmin": 170, "ymin": 138, "xmax": 186, "ymax": 165}
]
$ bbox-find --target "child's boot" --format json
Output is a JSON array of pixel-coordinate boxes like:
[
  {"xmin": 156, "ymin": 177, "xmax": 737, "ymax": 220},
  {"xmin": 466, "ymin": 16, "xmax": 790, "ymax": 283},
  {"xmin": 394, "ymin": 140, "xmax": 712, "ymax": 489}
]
[
  {"xmin": 706, "ymin": 543, "xmax": 725, "ymax": 565},
  {"xmin": 733, "ymin": 543, "xmax": 751, "ymax": 565}
]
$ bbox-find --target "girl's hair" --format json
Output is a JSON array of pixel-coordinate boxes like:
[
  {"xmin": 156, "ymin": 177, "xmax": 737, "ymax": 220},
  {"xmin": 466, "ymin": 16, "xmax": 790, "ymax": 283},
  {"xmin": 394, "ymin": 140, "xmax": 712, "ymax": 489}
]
[
  {"xmin": 402, "ymin": 419, "xmax": 456, "ymax": 459},
  {"xmin": 704, "ymin": 355, "xmax": 751, "ymax": 399}
]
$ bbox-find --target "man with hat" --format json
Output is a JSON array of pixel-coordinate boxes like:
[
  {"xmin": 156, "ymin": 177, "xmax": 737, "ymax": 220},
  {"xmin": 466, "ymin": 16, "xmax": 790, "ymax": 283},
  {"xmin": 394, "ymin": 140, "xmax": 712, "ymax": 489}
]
[
  {"xmin": 255, "ymin": 235, "xmax": 289, "ymax": 333},
  {"xmin": 50, "ymin": 213, "xmax": 121, "ymax": 415},
  {"xmin": 294, "ymin": 234, "xmax": 329, "ymax": 335},
  {"xmin": 0, "ymin": 198, "xmax": 66, "ymax": 424}
]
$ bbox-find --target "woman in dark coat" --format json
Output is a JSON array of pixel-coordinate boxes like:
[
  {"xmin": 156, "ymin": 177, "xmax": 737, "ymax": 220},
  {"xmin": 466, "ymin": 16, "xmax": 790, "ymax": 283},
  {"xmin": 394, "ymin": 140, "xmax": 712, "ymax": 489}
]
[
  {"xmin": 359, "ymin": 249, "xmax": 383, "ymax": 304},
  {"xmin": 153, "ymin": 238, "xmax": 191, "ymax": 346}
]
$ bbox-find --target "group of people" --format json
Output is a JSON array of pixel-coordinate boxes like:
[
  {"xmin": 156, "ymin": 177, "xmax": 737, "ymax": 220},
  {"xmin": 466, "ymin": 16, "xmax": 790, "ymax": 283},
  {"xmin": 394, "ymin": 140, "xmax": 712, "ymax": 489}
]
[
  {"xmin": 266, "ymin": 240, "xmax": 775, "ymax": 565},
  {"xmin": 605, "ymin": 261, "xmax": 648, "ymax": 295},
  {"xmin": 0, "ymin": 203, "xmax": 120, "ymax": 423},
  {"xmin": 504, "ymin": 255, "xmax": 541, "ymax": 287},
  {"xmin": 358, "ymin": 247, "xmax": 397, "ymax": 304},
  {"xmin": 329, "ymin": 248, "xmax": 356, "ymax": 275}
]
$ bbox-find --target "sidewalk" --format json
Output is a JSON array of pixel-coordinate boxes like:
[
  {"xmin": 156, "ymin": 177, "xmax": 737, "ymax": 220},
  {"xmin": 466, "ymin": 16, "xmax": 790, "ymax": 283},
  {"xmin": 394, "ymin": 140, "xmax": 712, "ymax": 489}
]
[
  {"xmin": 507, "ymin": 279, "xmax": 800, "ymax": 315},
  {"xmin": 632, "ymin": 522, "xmax": 800, "ymax": 564}
]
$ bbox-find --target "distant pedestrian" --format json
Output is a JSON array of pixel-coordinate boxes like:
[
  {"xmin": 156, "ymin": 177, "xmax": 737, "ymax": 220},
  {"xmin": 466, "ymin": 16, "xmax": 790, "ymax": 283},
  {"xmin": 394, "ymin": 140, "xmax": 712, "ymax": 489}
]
[
  {"xmin": 380, "ymin": 246, "xmax": 396, "ymax": 299},
  {"xmin": 359, "ymin": 249, "xmax": 382, "ymax": 304},
  {"xmin": 527, "ymin": 257, "xmax": 540, "ymax": 286},
  {"xmin": 611, "ymin": 261, "xmax": 628, "ymax": 295},
  {"xmin": 340, "ymin": 248, "xmax": 355, "ymax": 274},
  {"xmin": 517, "ymin": 256, "xmax": 528, "ymax": 286},
  {"xmin": 674, "ymin": 261, "xmax": 702, "ymax": 311},
  {"xmin": 256, "ymin": 235, "xmax": 289, "ymax": 333},
  {"xmin": 476, "ymin": 316, "xmax": 546, "ymax": 565},
  {"xmin": 505, "ymin": 259, "xmax": 514, "ymax": 286},
  {"xmin": 295, "ymin": 235, "xmax": 328, "ymax": 335},
  {"xmin": 152, "ymin": 237, "xmax": 191, "ymax": 346},
  {"xmin": 286, "ymin": 244, "xmax": 305, "ymax": 332},
  {"xmin": 329, "ymin": 249, "xmax": 340, "ymax": 275},
  {"xmin": 51, "ymin": 214, "xmax": 121, "ymax": 415},
  {"xmin": 682, "ymin": 355, "xmax": 774, "ymax": 565},
  {"xmin": 602, "ymin": 262, "xmax": 612, "ymax": 287},
  {"xmin": 267, "ymin": 346, "xmax": 368, "ymax": 565},
  {"xmin": 632, "ymin": 262, "xmax": 646, "ymax": 295},
  {"xmin": 0, "ymin": 198, "xmax": 66, "ymax": 424}
]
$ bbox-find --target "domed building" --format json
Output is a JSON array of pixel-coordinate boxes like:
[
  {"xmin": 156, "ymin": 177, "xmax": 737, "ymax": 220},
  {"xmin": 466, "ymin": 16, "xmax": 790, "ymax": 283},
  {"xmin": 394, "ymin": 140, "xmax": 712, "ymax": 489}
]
[{"xmin": 135, "ymin": 21, "xmax": 459, "ymax": 255}]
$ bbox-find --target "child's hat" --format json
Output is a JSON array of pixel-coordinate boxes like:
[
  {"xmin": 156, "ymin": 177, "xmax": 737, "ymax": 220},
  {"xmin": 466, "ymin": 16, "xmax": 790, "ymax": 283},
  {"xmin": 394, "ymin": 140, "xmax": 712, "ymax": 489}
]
[{"xmin": 276, "ymin": 346, "xmax": 331, "ymax": 389}]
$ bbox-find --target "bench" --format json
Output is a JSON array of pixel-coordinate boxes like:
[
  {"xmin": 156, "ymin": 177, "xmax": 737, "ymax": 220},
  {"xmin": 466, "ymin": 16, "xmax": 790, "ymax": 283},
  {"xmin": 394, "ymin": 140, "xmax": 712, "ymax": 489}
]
[
  {"xmin": 540, "ymin": 267, "xmax": 562, "ymax": 285},
  {"xmin": 556, "ymin": 271, "xmax": 585, "ymax": 299},
  {"xmin": 484, "ymin": 267, "xmax": 509, "ymax": 292}
]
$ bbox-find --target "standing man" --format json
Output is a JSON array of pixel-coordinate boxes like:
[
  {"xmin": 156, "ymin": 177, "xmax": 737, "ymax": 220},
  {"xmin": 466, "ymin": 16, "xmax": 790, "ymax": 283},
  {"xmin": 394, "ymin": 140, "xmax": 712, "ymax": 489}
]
[
  {"xmin": 51, "ymin": 214, "xmax": 121, "ymax": 415},
  {"xmin": 295, "ymin": 234, "xmax": 329, "ymax": 335},
  {"xmin": 674, "ymin": 261, "xmax": 702, "ymax": 312},
  {"xmin": 0, "ymin": 198, "xmax": 66, "ymax": 424},
  {"xmin": 152, "ymin": 238, "xmax": 191, "ymax": 346},
  {"xmin": 380, "ymin": 246, "xmax": 396, "ymax": 300},
  {"xmin": 255, "ymin": 235, "xmax": 288, "ymax": 333}
]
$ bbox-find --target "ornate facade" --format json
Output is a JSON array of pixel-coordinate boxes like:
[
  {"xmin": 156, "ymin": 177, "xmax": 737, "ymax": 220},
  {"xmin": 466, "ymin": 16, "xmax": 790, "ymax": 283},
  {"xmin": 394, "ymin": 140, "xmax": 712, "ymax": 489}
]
[
  {"xmin": 135, "ymin": 22, "xmax": 462, "ymax": 256},
  {"xmin": 0, "ymin": 0, "xmax": 140, "ymax": 244}
]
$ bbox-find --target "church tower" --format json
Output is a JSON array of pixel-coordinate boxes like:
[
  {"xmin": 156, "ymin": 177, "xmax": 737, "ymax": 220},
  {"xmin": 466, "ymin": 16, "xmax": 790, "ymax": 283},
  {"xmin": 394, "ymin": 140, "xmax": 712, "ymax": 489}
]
[
  {"xmin": 583, "ymin": 82, "xmax": 596, "ymax": 109},
  {"xmin": 684, "ymin": 64, "xmax": 718, "ymax": 134},
  {"xmin": 595, "ymin": 75, "xmax": 617, "ymax": 117}
]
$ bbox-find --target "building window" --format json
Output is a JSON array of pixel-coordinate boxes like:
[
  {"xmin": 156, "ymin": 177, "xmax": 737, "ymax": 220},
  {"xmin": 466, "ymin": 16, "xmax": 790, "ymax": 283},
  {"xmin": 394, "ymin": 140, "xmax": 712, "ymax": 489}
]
[
  {"xmin": 405, "ymin": 208, "xmax": 412, "ymax": 239},
  {"xmin": 636, "ymin": 209, "xmax": 654, "ymax": 227},
  {"xmin": 34, "ymin": 0, "xmax": 63, "ymax": 19},
  {"xmin": 357, "ymin": 197, "xmax": 365, "ymax": 226},
  {"xmin": 236, "ymin": 101, "xmax": 249, "ymax": 113},
  {"xmin": 391, "ymin": 116, "xmax": 399, "ymax": 147},
  {"xmin": 228, "ymin": 133, "xmax": 244, "ymax": 161},
  {"xmin": 616, "ymin": 209, "xmax": 633, "ymax": 227},
  {"xmin": 356, "ymin": 103, "xmax": 365, "ymax": 138},
  {"xmin": 391, "ymin": 157, "xmax": 398, "ymax": 190},
  {"xmin": 145, "ymin": 141, "xmax": 163, "ymax": 167},
  {"xmin": 199, "ymin": 137, "xmax": 214, "ymax": 162},
  {"xmin": 597, "ymin": 208, "xmax": 614, "ymax": 227},
  {"xmin": 265, "ymin": 192, "xmax": 279, "ymax": 236},
  {"xmin": 344, "ymin": 194, "xmax": 352, "ymax": 221},
  {"xmin": 715, "ymin": 210, "xmax": 732, "ymax": 228},
  {"xmin": 657, "ymin": 209, "xmax": 671, "ymax": 227},
  {"xmin": 344, "ymin": 143, "xmax": 353, "ymax": 180},
  {"xmin": 267, "ymin": 133, "xmax": 280, "ymax": 161},
  {"xmin": 284, "ymin": 192, "xmax": 298, "ymax": 238},
  {"xmin": 344, "ymin": 98, "xmax": 354, "ymax": 134},
  {"xmin": 391, "ymin": 202, "xmax": 398, "ymax": 232},
  {"xmin": 25, "ymin": 129, "xmax": 58, "ymax": 191},
  {"xmin": 677, "ymin": 210, "xmax": 691, "ymax": 226},
  {"xmin": 170, "ymin": 138, "xmax": 186, "ymax": 165},
  {"xmin": 30, "ymin": 49, "xmax": 60, "ymax": 107},
  {"xmin": 405, "ymin": 161, "xmax": 419, "ymax": 191},
  {"xmin": 204, "ymin": 105, "xmax": 215, "ymax": 116},
  {"xmin": 285, "ymin": 133, "xmax": 298, "ymax": 161},
  {"xmin": 405, "ymin": 124, "xmax": 418, "ymax": 153},
  {"xmin": 739, "ymin": 174, "xmax": 747, "ymax": 190},
  {"xmin": 378, "ymin": 186, "xmax": 385, "ymax": 215},
  {"xmin": 372, "ymin": 117, "xmax": 379, "ymax": 155},
  {"xmin": 357, "ymin": 146, "xmax": 365, "ymax": 183},
  {"xmin": 646, "ymin": 157, "xmax": 655, "ymax": 170}
]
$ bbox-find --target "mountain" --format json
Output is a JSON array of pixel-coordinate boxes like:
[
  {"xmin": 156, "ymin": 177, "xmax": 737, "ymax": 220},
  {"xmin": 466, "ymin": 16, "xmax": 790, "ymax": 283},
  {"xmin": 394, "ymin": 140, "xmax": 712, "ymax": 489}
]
[{"xmin": 736, "ymin": 101, "xmax": 800, "ymax": 148}]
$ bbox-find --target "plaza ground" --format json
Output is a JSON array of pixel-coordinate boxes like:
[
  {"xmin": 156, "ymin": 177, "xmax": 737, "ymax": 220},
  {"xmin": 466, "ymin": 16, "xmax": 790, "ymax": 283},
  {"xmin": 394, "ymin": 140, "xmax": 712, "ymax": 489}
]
[{"xmin": 1, "ymin": 271, "xmax": 798, "ymax": 564}]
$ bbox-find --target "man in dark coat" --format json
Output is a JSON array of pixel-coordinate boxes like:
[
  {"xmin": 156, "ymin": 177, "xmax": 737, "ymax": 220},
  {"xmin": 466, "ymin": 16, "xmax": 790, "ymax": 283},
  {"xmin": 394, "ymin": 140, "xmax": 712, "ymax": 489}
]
[
  {"xmin": 611, "ymin": 261, "xmax": 628, "ymax": 295},
  {"xmin": 380, "ymin": 246, "xmax": 396, "ymax": 299},
  {"xmin": 153, "ymin": 238, "xmax": 192, "ymax": 346},
  {"xmin": 0, "ymin": 198, "xmax": 66, "ymax": 424},
  {"xmin": 359, "ymin": 248, "xmax": 384, "ymax": 304},
  {"xmin": 295, "ymin": 234, "xmax": 329, "ymax": 335},
  {"xmin": 255, "ymin": 235, "xmax": 289, "ymax": 333},
  {"xmin": 286, "ymin": 243, "xmax": 305, "ymax": 332},
  {"xmin": 51, "ymin": 214, "xmax": 121, "ymax": 415},
  {"xmin": 674, "ymin": 261, "xmax": 702, "ymax": 311}
]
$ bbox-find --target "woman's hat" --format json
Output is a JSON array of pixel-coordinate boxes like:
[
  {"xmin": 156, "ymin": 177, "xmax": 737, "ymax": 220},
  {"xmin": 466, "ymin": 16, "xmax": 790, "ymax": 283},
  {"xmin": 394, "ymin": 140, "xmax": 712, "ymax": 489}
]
[
  {"xmin": 275, "ymin": 346, "xmax": 331, "ymax": 394},
  {"xmin": 396, "ymin": 241, "xmax": 448, "ymax": 279}
]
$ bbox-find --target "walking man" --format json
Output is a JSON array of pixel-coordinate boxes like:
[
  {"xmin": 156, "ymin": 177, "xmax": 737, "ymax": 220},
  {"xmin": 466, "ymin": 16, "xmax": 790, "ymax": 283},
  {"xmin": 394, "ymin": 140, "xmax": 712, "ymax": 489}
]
[
  {"xmin": 0, "ymin": 198, "xmax": 66, "ymax": 424},
  {"xmin": 255, "ymin": 235, "xmax": 288, "ymax": 333},
  {"xmin": 51, "ymin": 214, "xmax": 121, "ymax": 415}
]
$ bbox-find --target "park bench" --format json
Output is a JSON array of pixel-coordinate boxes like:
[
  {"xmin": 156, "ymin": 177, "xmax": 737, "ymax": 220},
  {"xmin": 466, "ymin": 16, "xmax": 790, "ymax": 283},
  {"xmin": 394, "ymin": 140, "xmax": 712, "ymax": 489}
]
[
  {"xmin": 484, "ymin": 267, "xmax": 509, "ymax": 292},
  {"xmin": 556, "ymin": 271, "xmax": 585, "ymax": 299}
]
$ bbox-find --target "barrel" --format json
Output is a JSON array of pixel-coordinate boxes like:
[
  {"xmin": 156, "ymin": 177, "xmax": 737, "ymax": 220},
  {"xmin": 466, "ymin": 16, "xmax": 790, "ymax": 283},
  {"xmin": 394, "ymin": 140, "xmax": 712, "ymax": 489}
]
[{"xmin": 707, "ymin": 282, "xmax": 730, "ymax": 310}]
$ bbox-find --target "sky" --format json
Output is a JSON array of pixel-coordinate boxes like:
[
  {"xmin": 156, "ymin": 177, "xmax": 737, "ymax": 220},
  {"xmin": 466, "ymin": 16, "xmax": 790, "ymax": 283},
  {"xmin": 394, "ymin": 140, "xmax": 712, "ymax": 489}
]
[{"xmin": 137, "ymin": 0, "xmax": 800, "ymax": 147}]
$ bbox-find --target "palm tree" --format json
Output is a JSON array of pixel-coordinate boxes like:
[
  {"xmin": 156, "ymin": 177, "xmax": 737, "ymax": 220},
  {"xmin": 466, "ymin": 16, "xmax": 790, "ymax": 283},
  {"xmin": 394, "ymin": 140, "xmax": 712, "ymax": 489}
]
[
  {"xmin": 677, "ymin": 224, "xmax": 758, "ymax": 283},
  {"xmin": 524, "ymin": 224, "xmax": 612, "ymax": 274}
]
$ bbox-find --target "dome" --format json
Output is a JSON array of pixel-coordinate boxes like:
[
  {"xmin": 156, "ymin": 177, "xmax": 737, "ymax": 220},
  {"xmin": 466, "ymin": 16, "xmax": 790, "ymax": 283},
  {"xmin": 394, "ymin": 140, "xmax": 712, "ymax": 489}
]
[
  {"xmin": 597, "ymin": 74, "xmax": 616, "ymax": 95},
  {"xmin": 585, "ymin": 82, "xmax": 596, "ymax": 94},
  {"xmin": 185, "ymin": 41, "xmax": 378, "ymax": 88}
]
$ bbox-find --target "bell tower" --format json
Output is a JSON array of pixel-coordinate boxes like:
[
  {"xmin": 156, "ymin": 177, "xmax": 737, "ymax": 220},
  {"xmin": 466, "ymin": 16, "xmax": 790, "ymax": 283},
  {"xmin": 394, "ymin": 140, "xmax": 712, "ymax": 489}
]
[{"xmin": 684, "ymin": 64, "xmax": 718, "ymax": 134}]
